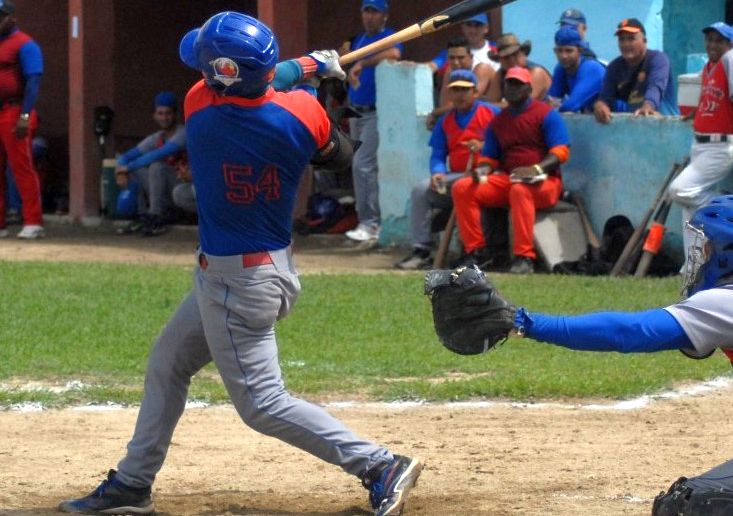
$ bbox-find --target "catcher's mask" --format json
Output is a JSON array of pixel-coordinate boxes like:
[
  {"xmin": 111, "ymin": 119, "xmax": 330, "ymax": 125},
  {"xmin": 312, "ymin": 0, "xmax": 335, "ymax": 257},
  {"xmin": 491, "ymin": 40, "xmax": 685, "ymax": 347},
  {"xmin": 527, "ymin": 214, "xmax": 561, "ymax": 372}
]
[{"xmin": 681, "ymin": 194, "xmax": 733, "ymax": 298}]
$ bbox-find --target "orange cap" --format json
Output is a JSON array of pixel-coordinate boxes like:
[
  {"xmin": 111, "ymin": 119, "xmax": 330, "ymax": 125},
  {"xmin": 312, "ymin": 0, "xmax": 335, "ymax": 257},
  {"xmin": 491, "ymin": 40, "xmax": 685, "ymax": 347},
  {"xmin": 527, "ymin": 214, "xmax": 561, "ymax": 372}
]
[{"xmin": 505, "ymin": 66, "xmax": 532, "ymax": 84}]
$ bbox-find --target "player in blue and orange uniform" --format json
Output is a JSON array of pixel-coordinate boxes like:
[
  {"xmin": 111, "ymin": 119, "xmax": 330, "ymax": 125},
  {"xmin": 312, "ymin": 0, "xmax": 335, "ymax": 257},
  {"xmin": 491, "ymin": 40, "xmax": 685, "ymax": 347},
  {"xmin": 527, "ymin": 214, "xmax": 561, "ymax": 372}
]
[
  {"xmin": 452, "ymin": 66, "xmax": 570, "ymax": 274},
  {"xmin": 396, "ymin": 69, "xmax": 500, "ymax": 269},
  {"xmin": 0, "ymin": 0, "xmax": 44, "ymax": 240},
  {"xmin": 58, "ymin": 12, "xmax": 422, "ymax": 516}
]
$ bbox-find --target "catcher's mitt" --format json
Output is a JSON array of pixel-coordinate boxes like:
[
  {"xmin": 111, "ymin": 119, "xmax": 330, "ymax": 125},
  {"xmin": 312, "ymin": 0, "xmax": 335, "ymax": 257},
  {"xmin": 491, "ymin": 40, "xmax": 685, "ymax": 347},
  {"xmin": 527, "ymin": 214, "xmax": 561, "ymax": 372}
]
[{"xmin": 424, "ymin": 265, "xmax": 516, "ymax": 355}]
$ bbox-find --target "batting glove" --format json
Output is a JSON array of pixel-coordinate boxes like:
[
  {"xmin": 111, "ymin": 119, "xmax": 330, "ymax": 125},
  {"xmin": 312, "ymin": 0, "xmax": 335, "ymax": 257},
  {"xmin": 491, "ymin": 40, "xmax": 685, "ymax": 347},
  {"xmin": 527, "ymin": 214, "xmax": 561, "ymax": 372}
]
[{"xmin": 308, "ymin": 50, "xmax": 347, "ymax": 81}]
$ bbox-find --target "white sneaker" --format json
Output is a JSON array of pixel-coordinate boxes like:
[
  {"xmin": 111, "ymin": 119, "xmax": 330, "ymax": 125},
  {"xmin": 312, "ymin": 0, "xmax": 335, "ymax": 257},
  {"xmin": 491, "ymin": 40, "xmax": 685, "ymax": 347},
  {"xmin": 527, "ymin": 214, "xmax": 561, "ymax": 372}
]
[
  {"xmin": 0, "ymin": 228, "xmax": 8, "ymax": 238},
  {"xmin": 17, "ymin": 225, "xmax": 45, "ymax": 239},
  {"xmin": 345, "ymin": 223, "xmax": 379, "ymax": 242}
]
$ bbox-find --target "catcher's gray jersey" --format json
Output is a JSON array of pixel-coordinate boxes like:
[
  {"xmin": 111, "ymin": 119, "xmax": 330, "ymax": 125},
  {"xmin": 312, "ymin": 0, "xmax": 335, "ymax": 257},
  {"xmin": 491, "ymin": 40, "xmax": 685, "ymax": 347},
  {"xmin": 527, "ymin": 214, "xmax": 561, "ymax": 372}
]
[{"xmin": 665, "ymin": 285, "xmax": 733, "ymax": 355}]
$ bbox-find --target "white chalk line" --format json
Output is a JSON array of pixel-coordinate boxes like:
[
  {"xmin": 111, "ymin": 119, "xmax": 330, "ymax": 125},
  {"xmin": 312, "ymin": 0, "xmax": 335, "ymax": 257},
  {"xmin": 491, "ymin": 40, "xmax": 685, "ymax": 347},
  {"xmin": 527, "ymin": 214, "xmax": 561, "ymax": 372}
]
[{"xmin": 2, "ymin": 376, "xmax": 731, "ymax": 413}]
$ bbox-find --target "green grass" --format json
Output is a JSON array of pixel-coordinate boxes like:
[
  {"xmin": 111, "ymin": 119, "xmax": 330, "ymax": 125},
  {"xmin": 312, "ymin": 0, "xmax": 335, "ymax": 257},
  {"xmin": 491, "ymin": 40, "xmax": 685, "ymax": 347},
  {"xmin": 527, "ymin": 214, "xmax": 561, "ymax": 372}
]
[{"xmin": 0, "ymin": 260, "xmax": 729, "ymax": 407}]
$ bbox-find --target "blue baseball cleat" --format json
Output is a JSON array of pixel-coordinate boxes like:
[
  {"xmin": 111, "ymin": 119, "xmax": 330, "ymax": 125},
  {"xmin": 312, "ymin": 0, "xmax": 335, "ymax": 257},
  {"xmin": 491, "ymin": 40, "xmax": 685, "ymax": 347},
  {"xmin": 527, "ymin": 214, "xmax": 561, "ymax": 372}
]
[
  {"xmin": 363, "ymin": 455, "xmax": 423, "ymax": 516},
  {"xmin": 58, "ymin": 469, "xmax": 154, "ymax": 514}
]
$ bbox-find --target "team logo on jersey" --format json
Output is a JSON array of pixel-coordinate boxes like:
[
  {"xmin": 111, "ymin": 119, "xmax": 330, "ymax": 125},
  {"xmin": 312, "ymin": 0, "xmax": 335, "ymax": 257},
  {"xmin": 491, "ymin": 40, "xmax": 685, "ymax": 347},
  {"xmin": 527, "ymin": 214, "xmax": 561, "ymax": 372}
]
[{"xmin": 209, "ymin": 57, "xmax": 242, "ymax": 87}]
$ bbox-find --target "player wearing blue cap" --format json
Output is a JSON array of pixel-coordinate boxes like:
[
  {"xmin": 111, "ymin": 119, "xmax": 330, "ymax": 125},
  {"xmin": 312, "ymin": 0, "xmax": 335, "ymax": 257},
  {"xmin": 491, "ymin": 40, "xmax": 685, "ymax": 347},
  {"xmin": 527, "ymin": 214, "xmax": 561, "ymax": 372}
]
[
  {"xmin": 343, "ymin": 0, "xmax": 404, "ymax": 243},
  {"xmin": 59, "ymin": 11, "xmax": 422, "ymax": 516},
  {"xmin": 548, "ymin": 26, "xmax": 605, "ymax": 113},
  {"xmin": 558, "ymin": 8, "xmax": 597, "ymax": 60},
  {"xmin": 115, "ymin": 91, "xmax": 186, "ymax": 236},
  {"xmin": 396, "ymin": 69, "xmax": 500, "ymax": 269},
  {"xmin": 668, "ymin": 22, "xmax": 733, "ymax": 272}
]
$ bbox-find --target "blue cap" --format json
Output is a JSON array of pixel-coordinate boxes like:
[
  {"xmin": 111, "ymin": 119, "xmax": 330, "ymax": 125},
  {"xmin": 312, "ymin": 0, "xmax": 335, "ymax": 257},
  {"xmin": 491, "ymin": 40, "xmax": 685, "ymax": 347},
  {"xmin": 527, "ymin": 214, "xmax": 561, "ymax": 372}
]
[
  {"xmin": 554, "ymin": 26, "xmax": 583, "ymax": 47},
  {"xmin": 361, "ymin": 0, "xmax": 387, "ymax": 12},
  {"xmin": 559, "ymin": 8, "xmax": 585, "ymax": 26},
  {"xmin": 447, "ymin": 69, "xmax": 477, "ymax": 88},
  {"xmin": 465, "ymin": 13, "xmax": 489, "ymax": 25},
  {"xmin": 703, "ymin": 22, "xmax": 733, "ymax": 42},
  {"xmin": 154, "ymin": 91, "xmax": 178, "ymax": 110}
]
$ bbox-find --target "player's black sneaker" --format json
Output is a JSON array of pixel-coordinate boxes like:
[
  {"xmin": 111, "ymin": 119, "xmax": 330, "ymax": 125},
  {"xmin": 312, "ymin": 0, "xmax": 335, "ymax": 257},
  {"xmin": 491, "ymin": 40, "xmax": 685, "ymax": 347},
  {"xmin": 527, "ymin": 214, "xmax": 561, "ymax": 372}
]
[
  {"xmin": 363, "ymin": 455, "xmax": 423, "ymax": 516},
  {"xmin": 141, "ymin": 219, "xmax": 169, "ymax": 237},
  {"xmin": 58, "ymin": 469, "xmax": 154, "ymax": 514}
]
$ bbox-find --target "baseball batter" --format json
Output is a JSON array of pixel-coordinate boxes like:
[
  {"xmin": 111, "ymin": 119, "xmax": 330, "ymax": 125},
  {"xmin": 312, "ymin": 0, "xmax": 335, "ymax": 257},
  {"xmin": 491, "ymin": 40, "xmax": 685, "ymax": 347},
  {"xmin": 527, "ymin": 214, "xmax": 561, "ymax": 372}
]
[
  {"xmin": 59, "ymin": 12, "xmax": 422, "ymax": 516},
  {"xmin": 426, "ymin": 193, "xmax": 733, "ymax": 513},
  {"xmin": 668, "ymin": 22, "xmax": 733, "ymax": 270}
]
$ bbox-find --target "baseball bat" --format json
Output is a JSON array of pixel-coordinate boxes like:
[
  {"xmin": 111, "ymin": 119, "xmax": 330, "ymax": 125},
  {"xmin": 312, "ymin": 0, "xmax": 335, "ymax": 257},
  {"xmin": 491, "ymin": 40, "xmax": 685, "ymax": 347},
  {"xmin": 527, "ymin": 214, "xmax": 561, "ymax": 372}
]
[
  {"xmin": 433, "ymin": 151, "xmax": 475, "ymax": 269},
  {"xmin": 609, "ymin": 162, "xmax": 683, "ymax": 277},
  {"xmin": 633, "ymin": 195, "xmax": 672, "ymax": 278},
  {"xmin": 570, "ymin": 193, "xmax": 601, "ymax": 262},
  {"xmin": 339, "ymin": 0, "xmax": 519, "ymax": 66}
]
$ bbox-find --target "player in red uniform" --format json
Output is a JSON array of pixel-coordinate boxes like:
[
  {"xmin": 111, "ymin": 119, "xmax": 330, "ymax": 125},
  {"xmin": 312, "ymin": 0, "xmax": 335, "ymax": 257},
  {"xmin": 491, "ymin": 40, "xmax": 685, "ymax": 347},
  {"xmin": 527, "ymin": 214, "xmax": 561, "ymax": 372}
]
[
  {"xmin": 0, "ymin": 0, "xmax": 44, "ymax": 239},
  {"xmin": 668, "ymin": 22, "xmax": 733, "ymax": 270},
  {"xmin": 451, "ymin": 66, "xmax": 570, "ymax": 274}
]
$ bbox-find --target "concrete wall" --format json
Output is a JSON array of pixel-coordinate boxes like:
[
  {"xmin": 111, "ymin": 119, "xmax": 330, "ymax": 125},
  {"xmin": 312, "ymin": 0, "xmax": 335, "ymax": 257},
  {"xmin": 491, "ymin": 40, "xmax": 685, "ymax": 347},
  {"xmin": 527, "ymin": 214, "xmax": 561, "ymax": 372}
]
[{"xmin": 375, "ymin": 61, "xmax": 733, "ymax": 263}]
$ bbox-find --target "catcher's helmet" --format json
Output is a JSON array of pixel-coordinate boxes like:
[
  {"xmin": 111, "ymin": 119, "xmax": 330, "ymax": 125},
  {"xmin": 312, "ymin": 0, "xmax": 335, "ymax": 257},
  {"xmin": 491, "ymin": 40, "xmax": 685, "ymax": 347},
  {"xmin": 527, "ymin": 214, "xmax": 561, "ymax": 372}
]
[
  {"xmin": 682, "ymin": 194, "xmax": 733, "ymax": 297},
  {"xmin": 179, "ymin": 12, "xmax": 279, "ymax": 98}
]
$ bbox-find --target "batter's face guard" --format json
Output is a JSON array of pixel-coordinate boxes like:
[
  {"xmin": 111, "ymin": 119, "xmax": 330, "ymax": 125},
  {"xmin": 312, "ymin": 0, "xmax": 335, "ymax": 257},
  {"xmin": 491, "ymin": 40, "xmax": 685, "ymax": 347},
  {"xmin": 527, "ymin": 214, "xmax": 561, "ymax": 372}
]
[
  {"xmin": 180, "ymin": 11, "xmax": 279, "ymax": 98},
  {"xmin": 682, "ymin": 194, "xmax": 733, "ymax": 298}
]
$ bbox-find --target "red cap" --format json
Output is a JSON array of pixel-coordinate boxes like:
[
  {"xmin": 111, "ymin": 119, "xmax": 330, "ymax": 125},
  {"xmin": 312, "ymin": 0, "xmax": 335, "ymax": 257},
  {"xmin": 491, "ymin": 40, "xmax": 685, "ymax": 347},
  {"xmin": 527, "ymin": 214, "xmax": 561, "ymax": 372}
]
[{"xmin": 505, "ymin": 66, "xmax": 532, "ymax": 84}]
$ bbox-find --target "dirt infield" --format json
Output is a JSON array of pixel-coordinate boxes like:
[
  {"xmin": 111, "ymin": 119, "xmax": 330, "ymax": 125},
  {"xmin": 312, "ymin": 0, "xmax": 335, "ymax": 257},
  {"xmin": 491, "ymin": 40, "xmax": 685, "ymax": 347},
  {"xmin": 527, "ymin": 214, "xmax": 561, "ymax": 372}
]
[{"xmin": 2, "ymin": 222, "xmax": 733, "ymax": 515}]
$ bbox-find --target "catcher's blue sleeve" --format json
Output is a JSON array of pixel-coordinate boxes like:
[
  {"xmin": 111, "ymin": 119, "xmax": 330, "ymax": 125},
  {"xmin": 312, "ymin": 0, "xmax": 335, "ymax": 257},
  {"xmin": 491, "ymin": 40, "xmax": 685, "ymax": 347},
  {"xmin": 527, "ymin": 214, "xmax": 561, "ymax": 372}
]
[{"xmin": 514, "ymin": 308, "xmax": 692, "ymax": 352}]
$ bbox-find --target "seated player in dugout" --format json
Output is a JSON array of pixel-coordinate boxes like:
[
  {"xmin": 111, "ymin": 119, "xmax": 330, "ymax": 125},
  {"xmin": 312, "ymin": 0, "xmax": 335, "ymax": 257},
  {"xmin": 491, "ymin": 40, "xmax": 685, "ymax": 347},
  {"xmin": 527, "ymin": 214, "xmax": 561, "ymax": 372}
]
[
  {"xmin": 451, "ymin": 66, "xmax": 570, "ymax": 275},
  {"xmin": 485, "ymin": 33, "xmax": 552, "ymax": 107},
  {"xmin": 425, "ymin": 36, "xmax": 495, "ymax": 130},
  {"xmin": 396, "ymin": 69, "xmax": 499, "ymax": 270},
  {"xmin": 115, "ymin": 92, "xmax": 186, "ymax": 237}
]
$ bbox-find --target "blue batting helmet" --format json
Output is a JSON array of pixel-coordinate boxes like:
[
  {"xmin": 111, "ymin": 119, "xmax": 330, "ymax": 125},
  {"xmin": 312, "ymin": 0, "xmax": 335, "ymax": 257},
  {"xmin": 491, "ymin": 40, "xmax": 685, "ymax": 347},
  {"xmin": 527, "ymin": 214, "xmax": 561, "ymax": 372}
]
[
  {"xmin": 179, "ymin": 12, "xmax": 279, "ymax": 98},
  {"xmin": 682, "ymin": 194, "xmax": 733, "ymax": 297}
]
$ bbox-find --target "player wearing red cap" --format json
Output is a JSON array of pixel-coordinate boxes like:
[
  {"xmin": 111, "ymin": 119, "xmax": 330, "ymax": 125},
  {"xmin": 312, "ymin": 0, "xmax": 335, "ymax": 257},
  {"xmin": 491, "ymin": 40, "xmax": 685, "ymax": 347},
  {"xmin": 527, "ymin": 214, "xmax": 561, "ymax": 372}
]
[{"xmin": 452, "ymin": 66, "xmax": 570, "ymax": 274}]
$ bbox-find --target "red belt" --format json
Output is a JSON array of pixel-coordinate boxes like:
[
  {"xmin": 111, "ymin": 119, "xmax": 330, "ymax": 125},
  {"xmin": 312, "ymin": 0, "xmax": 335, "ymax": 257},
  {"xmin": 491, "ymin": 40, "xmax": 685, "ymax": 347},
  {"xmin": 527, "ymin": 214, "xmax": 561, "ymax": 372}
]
[{"xmin": 198, "ymin": 251, "xmax": 273, "ymax": 270}]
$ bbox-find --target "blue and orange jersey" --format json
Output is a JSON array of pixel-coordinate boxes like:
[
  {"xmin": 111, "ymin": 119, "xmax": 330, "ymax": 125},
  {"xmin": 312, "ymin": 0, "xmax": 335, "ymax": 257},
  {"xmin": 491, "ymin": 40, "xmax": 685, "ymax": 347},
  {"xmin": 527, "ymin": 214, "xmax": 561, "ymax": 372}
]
[
  {"xmin": 184, "ymin": 80, "xmax": 330, "ymax": 255},
  {"xmin": 481, "ymin": 99, "xmax": 570, "ymax": 174},
  {"xmin": 429, "ymin": 101, "xmax": 499, "ymax": 174}
]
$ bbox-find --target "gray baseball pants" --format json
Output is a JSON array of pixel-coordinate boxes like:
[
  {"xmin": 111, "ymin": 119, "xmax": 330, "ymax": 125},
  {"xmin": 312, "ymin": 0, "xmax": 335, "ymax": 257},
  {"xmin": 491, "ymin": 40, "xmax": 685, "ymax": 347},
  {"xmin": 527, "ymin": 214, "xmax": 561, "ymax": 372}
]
[
  {"xmin": 115, "ymin": 248, "xmax": 392, "ymax": 488},
  {"xmin": 349, "ymin": 111, "xmax": 380, "ymax": 228},
  {"xmin": 409, "ymin": 172, "xmax": 465, "ymax": 249},
  {"xmin": 132, "ymin": 161, "xmax": 178, "ymax": 216}
]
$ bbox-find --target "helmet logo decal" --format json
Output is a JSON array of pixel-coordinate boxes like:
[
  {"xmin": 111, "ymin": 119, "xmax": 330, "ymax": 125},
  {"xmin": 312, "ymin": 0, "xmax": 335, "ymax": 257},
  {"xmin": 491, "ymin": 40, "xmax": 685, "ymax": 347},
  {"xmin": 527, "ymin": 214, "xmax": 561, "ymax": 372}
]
[{"xmin": 210, "ymin": 57, "xmax": 242, "ymax": 87}]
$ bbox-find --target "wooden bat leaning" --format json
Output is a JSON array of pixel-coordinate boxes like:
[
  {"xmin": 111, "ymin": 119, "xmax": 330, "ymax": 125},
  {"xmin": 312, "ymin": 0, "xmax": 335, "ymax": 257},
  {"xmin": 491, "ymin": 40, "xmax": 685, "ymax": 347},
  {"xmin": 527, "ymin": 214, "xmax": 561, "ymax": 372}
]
[
  {"xmin": 633, "ymin": 196, "xmax": 673, "ymax": 278},
  {"xmin": 609, "ymin": 162, "xmax": 683, "ymax": 277},
  {"xmin": 570, "ymin": 193, "xmax": 601, "ymax": 262},
  {"xmin": 339, "ymin": 0, "xmax": 519, "ymax": 66}
]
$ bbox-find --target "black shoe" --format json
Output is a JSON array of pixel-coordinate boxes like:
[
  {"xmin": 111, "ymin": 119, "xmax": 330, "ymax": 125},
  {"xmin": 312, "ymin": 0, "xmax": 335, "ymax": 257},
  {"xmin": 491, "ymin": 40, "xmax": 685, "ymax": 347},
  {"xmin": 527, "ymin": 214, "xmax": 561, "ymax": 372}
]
[
  {"xmin": 363, "ymin": 455, "xmax": 423, "ymax": 516},
  {"xmin": 509, "ymin": 256, "xmax": 534, "ymax": 274},
  {"xmin": 452, "ymin": 248, "xmax": 493, "ymax": 270},
  {"xmin": 394, "ymin": 248, "xmax": 432, "ymax": 270},
  {"xmin": 141, "ymin": 218, "xmax": 168, "ymax": 237},
  {"xmin": 58, "ymin": 469, "xmax": 154, "ymax": 514}
]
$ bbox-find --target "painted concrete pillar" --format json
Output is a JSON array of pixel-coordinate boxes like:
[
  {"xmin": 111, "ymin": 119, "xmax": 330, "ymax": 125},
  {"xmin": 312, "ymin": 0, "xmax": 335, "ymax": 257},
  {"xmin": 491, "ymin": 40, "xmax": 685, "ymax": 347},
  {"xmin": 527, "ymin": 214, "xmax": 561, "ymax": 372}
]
[{"xmin": 68, "ymin": 0, "xmax": 114, "ymax": 224}]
